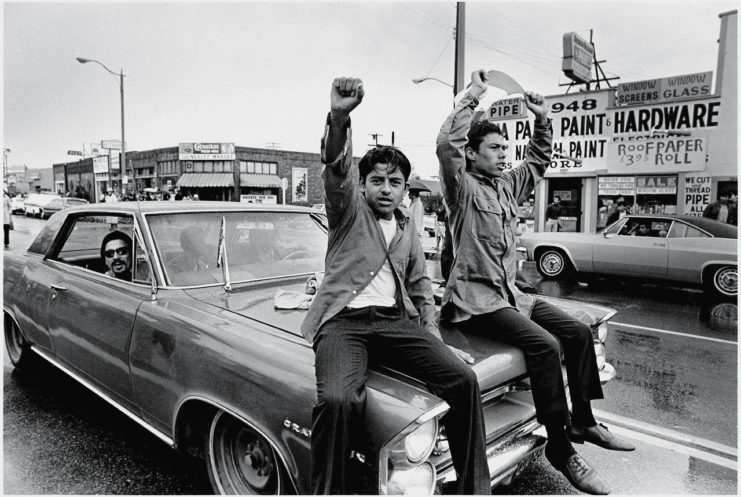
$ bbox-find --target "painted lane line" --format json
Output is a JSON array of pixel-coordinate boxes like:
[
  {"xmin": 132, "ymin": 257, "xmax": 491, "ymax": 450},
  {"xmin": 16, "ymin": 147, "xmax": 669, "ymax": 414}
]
[
  {"xmin": 610, "ymin": 321, "xmax": 737, "ymax": 346},
  {"xmin": 593, "ymin": 423, "xmax": 737, "ymax": 471},
  {"xmin": 594, "ymin": 409, "xmax": 737, "ymax": 459}
]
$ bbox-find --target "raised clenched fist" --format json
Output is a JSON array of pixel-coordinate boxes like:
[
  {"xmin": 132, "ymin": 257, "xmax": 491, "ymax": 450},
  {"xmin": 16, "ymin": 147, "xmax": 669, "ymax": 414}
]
[{"xmin": 331, "ymin": 77, "xmax": 364, "ymax": 117}]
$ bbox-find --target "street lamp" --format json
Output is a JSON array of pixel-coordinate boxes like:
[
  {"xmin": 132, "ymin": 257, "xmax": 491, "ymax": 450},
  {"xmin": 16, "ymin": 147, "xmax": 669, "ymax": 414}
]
[
  {"xmin": 412, "ymin": 76, "xmax": 454, "ymax": 89},
  {"xmin": 76, "ymin": 57, "xmax": 128, "ymax": 196}
]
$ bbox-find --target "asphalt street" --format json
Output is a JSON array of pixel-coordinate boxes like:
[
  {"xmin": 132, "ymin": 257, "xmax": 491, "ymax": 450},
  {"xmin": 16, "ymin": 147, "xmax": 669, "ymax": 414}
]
[{"xmin": 3, "ymin": 215, "xmax": 737, "ymax": 494}]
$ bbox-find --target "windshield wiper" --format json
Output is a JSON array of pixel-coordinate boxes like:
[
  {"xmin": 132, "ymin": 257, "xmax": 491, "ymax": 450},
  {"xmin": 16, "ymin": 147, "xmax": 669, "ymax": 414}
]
[{"xmin": 216, "ymin": 216, "xmax": 232, "ymax": 291}]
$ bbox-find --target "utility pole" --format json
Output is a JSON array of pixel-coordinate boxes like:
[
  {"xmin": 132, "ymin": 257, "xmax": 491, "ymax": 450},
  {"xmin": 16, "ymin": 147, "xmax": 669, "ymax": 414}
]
[{"xmin": 453, "ymin": 2, "xmax": 466, "ymax": 96}]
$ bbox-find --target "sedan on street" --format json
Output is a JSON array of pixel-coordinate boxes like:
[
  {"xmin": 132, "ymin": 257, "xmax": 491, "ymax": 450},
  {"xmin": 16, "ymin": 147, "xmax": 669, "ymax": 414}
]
[
  {"xmin": 42, "ymin": 197, "xmax": 89, "ymax": 218},
  {"xmin": 4, "ymin": 202, "xmax": 619, "ymax": 494},
  {"xmin": 519, "ymin": 214, "xmax": 737, "ymax": 297}
]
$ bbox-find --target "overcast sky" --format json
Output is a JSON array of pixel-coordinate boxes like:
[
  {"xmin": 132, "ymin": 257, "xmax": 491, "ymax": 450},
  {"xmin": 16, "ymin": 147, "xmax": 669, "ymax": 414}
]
[{"xmin": 3, "ymin": 1, "xmax": 736, "ymax": 179}]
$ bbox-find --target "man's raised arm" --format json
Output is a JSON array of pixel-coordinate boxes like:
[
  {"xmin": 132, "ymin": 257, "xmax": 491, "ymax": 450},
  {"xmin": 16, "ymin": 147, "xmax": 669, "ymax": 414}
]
[
  {"xmin": 436, "ymin": 70, "xmax": 488, "ymax": 209},
  {"xmin": 501, "ymin": 91, "xmax": 553, "ymax": 203},
  {"xmin": 321, "ymin": 77, "xmax": 365, "ymax": 227}
]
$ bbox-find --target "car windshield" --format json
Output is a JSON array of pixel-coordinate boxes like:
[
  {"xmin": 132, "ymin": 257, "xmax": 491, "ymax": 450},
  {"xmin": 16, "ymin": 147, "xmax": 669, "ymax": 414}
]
[{"xmin": 146, "ymin": 211, "xmax": 328, "ymax": 286}]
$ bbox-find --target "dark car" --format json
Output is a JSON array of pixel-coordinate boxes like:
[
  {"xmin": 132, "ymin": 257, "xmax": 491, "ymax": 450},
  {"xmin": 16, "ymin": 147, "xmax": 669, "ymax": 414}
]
[{"xmin": 3, "ymin": 202, "xmax": 619, "ymax": 494}]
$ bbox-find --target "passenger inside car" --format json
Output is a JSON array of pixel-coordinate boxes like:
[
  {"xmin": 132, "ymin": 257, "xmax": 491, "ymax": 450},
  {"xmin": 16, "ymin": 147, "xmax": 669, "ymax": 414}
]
[
  {"xmin": 169, "ymin": 226, "xmax": 214, "ymax": 274},
  {"xmin": 101, "ymin": 231, "xmax": 132, "ymax": 281}
]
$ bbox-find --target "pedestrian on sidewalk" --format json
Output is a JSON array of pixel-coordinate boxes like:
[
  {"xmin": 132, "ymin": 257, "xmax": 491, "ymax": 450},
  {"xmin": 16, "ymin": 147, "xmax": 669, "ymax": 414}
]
[
  {"xmin": 4, "ymin": 191, "xmax": 14, "ymax": 248},
  {"xmin": 545, "ymin": 195, "xmax": 561, "ymax": 232}
]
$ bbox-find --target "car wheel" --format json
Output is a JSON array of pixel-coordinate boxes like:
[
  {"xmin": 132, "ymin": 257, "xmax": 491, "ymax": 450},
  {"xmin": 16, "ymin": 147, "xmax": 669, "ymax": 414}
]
[
  {"xmin": 206, "ymin": 410, "xmax": 284, "ymax": 495},
  {"xmin": 707, "ymin": 265, "xmax": 737, "ymax": 298},
  {"xmin": 4, "ymin": 315, "xmax": 32, "ymax": 368},
  {"xmin": 537, "ymin": 249, "xmax": 570, "ymax": 278}
]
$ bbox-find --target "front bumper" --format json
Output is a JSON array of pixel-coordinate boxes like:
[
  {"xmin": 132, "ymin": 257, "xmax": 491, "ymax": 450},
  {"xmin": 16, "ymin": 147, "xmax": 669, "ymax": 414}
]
[{"xmin": 436, "ymin": 419, "xmax": 547, "ymax": 490}]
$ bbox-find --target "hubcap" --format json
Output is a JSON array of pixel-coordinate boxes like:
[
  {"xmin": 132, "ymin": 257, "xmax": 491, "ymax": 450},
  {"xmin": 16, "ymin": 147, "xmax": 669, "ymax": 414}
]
[
  {"xmin": 5, "ymin": 321, "xmax": 23, "ymax": 363},
  {"xmin": 209, "ymin": 412, "xmax": 280, "ymax": 494},
  {"xmin": 542, "ymin": 253, "xmax": 563, "ymax": 275},
  {"xmin": 715, "ymin": 267, "xmax": 738, "ymax": 295}
]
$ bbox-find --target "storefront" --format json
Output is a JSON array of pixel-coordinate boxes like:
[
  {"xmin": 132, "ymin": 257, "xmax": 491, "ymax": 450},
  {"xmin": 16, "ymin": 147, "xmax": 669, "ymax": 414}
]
[{"xmin": 239, "ymin": 160, "xmax": 282, "ymax": 203}]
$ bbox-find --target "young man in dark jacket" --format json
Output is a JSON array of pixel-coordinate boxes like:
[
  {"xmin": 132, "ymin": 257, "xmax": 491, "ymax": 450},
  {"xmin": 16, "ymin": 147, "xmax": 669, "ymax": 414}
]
[
  {"xmin": 302, "ymin": 77, "xmax": 489, "ymax": 495},
  {"xmin": 437, "ymin": 69, "xmax": 634, "ymax": 496}
]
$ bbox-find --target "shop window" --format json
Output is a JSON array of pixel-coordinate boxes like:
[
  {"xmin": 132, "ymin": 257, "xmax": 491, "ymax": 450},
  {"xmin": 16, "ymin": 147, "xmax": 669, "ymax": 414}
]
[
  {"xmin": 193, "ymin": 162, "xmax": 203, "ymax": 173},
  {"xmin": 247, "ymin": 162, "xmax": 255, "ymax": 173},
  {"xmin": 270, "ymin": 163, "xmax": 277, "ymax": 175},
  {"xmin": 224, "ymin": 162, "xmax": 233, "ymax": 172},
  {"xmin": 239, "ymin": 161, "xmax": 247, "ymax": 174},
  {"xmin": 214, "ymin": 161, "xmax": 223, "ymax": 173},
  {"xmin": 204, "ymin": 161, "xmax": 214, "ymax": 173}
]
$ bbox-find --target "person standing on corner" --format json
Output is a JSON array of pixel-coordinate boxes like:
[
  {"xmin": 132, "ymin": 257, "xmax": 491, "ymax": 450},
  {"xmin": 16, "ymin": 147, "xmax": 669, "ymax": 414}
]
[
  {"xmin": 437, "ymin": 69, "xmax": 634, "ymax": 496},
  {"xmin": 545, "ymin": 195, "xmax": 561, "ymax": 232},
  {"xmin": 302, "ymin": 76, "xmax": 489, "ymax": 495},
  {"xmin": 408, "ymin": 185, "xmax": 425, "ymax": 242}
]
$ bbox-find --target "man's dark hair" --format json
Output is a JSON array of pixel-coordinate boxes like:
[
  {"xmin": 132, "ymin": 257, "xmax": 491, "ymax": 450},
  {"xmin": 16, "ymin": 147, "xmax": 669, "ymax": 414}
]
[
  {"xmin": 616, "ymin": 200, "xmax": 626, "ymax": 207},
  {"xmin": 554, "ymin": 196, "xmax": 561, "ymax": 202},
  {"xmin": 358, "ymin": 146, "xmax": 412, "ymax": 181},
  {"xmin": 465, "ymin": 120, "xmax": 505, "ymax": 170},
  {"xmin": 100, "ymin": 230, "xmax": 132, "ymax": 259}
]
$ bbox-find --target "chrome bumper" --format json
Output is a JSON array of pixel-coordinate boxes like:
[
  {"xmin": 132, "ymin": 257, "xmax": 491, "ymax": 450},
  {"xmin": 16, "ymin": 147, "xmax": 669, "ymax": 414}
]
[{"xmin": 436, "ymin": 420, "xmax": 547, "ymax": 489}]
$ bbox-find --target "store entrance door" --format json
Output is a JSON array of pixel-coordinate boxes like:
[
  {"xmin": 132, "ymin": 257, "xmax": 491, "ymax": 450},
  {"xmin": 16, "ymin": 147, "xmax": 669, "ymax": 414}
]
[{"xmin": 547, "ymin": 178, "xmax": 582, "ymax": 232}]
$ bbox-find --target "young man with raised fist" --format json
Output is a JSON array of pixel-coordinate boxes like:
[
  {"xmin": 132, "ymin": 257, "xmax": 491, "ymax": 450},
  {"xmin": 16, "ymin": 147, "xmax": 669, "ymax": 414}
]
[{"xmin": 301, "ymin": 77, "xmax": 489, "ymax": 495}]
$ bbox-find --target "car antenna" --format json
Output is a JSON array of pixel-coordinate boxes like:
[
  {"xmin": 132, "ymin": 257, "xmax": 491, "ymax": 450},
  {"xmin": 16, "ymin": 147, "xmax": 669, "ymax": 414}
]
[{"xmin": 217, "ymin": 216, "xmax": 232, "ymax": 291}]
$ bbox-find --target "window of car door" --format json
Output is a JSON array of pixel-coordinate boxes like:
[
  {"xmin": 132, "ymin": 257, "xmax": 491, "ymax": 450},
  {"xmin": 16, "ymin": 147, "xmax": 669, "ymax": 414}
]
[
  {"xmin": 50, "ymin": 213, "xmax": 151, "ymax": 284},
  {"xmin": 667, "ymin": 221, "xmax": 710, "ymax": 239},
  {"xmin": 616, "ymin": 217, "xmax": 671, "ymax": 238}
]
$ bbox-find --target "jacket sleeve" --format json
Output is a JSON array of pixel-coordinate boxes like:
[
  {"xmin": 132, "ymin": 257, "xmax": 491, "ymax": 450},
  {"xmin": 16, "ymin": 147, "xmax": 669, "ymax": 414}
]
[
  {"xmin": 501, "ymin": 121, "xmax": 553, "ymax": 204},
  {"xmin": 436, "ymin": 92, "xmax": 479, "ymax": 211},
  {"xmin": 405, "ymin": 231, "xmax": 442, "ymax": 340},
  {"xmin": 321, "ymin": 113, "xmax": 358, "ymax": 228}
]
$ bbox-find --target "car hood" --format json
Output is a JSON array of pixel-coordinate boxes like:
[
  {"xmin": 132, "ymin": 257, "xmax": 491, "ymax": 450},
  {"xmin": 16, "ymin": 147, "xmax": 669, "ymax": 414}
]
[{"xmin": 186, "ymin": 277, "xmax": 531, "ymax": 393}]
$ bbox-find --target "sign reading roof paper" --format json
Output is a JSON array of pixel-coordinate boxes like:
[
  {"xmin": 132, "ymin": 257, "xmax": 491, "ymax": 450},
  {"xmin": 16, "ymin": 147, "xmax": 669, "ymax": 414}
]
[{"xmin": 179, "ymin": 142, "xmax": 236, "ymax": 160}]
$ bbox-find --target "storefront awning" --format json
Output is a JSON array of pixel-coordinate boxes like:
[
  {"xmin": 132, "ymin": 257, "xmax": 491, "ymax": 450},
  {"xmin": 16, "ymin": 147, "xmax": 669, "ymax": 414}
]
[
  {"xmin": 240, "ymin": 174, "xmax": 283, "ymax": 188},
  {"xmin": 176, "ymin": 173, "xmax": 234, "ymax": 188}
]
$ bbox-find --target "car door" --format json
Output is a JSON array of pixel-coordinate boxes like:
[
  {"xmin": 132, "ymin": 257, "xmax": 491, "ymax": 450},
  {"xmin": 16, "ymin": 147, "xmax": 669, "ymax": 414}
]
[
  {"xmin": 45, "ymin": 211, "xmax": 153, "ymax": 411},
  {"xmin": 592, "ymin": 216, "xmax": 670, "ymax": 277}
]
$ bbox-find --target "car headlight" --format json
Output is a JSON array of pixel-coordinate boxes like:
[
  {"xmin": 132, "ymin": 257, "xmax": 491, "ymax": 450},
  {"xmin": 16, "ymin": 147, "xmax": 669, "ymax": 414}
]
[
  {"xmin": 596, "ymin": 322, "xmax": 608, "ymax": 343},
  {"xmin": 388, "ymin": 418, "xmax": 438, "ymax": 465},
  {"xmin": 385, "ymin": 462, "xmax": 436, "ymax": 495},
  {"xmin": 594, "ymin": 341, "xmax": 606, "ymax": 370},
  {"xmin": 379, "ymin": 404, "xmax": 448, "ymax": 495}
]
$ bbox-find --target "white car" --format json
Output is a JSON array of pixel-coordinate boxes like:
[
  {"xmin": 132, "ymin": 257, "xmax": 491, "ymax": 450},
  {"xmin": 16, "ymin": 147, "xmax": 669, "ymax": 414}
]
[
  {"xmin": 24, "ymin": 192, "xmax": 62, "ymax": 218},
  {"xmin": 10, "ymin": 195, "xmax": 25, "ymax": 214}
]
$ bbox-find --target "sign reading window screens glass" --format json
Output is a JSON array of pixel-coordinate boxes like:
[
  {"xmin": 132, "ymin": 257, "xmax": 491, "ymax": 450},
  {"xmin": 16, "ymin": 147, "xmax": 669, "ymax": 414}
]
[
  {"xmin": 292, "ymin": 167, "xmax": 308, "ymax": 203},
  {"xmin": 598, "ymin": 176, "xmax": 635, "ymax": 196},
  {"xmin": 636, "ymin": 175, "xmax": 677, "ymax": 194}
]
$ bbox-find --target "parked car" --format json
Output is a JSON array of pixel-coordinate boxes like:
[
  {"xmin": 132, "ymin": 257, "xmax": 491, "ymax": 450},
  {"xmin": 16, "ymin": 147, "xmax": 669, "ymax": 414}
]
[
  {"xmin": 3, "ymin": 202, "xmax": 618, "ymax": 494},
  {"xmin": 42, "ymin": 197, "xmax": 89, "ymax": 217},
  {"xmin": 10, "ymin": 194, "xmax": 25, "ymax": 214},
  {"xmin": 23, "ymin": 192, "xmax": 62, "ymax": 218},
  {"xmin": 519, "ymin": 214, "xmax": 737, "ymax": 297}
]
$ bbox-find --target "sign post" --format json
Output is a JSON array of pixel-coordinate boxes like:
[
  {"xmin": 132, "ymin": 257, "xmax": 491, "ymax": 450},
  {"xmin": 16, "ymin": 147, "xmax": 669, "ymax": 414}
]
[{"xmin": 281, "ymin": 177, "xmax": 288, "ymax": 205}]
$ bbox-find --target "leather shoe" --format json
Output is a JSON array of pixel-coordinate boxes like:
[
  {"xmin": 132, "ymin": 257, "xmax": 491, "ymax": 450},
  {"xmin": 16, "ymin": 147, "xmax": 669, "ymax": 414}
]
[
  {"xmin": 568, "ymin": 423, "xmax": 636, "ymax": 451},
  {"xmin": 546, "ymin": 451, "xmax": 611, "ymax": 495}
]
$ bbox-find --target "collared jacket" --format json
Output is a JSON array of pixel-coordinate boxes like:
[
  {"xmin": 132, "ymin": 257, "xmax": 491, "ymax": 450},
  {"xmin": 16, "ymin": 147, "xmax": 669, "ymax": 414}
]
[
  {"xmin": 301, "ymin": 117, "xmax": 438, "ymax": 344},
  {"xmin": 437, "ymin": 92, "xmax": 553, "ymax": 323}
]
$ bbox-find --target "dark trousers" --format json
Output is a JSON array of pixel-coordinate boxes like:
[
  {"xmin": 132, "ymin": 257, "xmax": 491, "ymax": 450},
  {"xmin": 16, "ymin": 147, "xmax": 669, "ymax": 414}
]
[
  {"xmin": 4, "ymin": 224, "xmax": 9, "ymax": 246},
  {"xmin": 459, "ymin": 298, "xmax": 603, "ymax": 426},
  {"xmin": 311, "ymin": 306, "xmax": 489, "ymax": 495}
]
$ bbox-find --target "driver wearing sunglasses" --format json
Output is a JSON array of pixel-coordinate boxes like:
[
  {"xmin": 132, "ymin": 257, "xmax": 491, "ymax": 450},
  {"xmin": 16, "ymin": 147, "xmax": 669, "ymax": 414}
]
[{"xmin": 100, "ymin": 230, "xmax": 132, "ymax": 281}]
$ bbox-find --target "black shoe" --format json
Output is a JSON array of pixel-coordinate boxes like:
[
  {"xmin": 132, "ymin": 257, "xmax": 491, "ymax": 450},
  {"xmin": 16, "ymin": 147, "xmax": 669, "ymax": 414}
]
[
  {"xmin": 545, "ymin": 450, "xmax": 611, "ymax": 495},
  {"xmin": 568, "ymin": 423, "xmax": 636, "ymax": 451}
]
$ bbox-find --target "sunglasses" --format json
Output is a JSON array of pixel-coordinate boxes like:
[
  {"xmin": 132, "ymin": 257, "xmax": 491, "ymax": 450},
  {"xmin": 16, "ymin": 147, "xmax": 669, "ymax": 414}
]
[{"xmin": 104, "ymin": 247, "xmax": 129, "ymax": 258}]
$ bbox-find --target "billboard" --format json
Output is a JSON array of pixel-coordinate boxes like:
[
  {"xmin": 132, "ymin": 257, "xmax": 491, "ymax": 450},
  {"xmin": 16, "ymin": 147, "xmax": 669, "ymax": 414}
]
[
  {"xmin": 102, "ymin": 139, "xmax": 126, "ymax": 150},
  {"xmin": 562, "ymin": 32, "xmax": 594, "ymax": 84},
  {"xmin": 616, "ymin": 72, "xmax": 713, "ymax": 106},
  {"xmin": 179, "ymin": 142, "xmax": 236, "ymax": 160},
  {"xmin": 292, "ymin": 167, "xmax": 308, "ymax": 203},
  {"xmin": 93, "ymin": 156, "xmax": 109, "ymax": 174}
]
